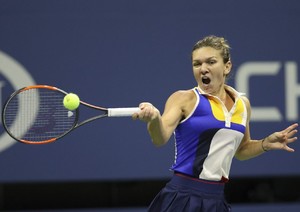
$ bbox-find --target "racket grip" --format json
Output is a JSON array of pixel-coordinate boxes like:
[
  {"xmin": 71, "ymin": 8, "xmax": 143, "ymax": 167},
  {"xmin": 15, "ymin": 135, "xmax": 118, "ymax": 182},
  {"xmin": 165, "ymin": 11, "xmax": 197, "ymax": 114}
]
[{"xmin": 108, "ymin": 107, "xmax": 140, "ymax": 117}]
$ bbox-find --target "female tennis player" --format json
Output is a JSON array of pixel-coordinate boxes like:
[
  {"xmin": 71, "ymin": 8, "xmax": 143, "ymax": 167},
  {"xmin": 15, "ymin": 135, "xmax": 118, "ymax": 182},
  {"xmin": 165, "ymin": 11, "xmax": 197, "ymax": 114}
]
[{"xmin": 133, "ymin": 35, "xmax": 298, "ymax": 211}]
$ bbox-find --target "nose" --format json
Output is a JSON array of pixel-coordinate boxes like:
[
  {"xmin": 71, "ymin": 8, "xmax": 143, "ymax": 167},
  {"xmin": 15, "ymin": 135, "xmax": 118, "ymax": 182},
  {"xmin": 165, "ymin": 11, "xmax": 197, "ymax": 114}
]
[
  {"xmin": 198, "ymin": 62, "xmax": 209, "ymax": 74},
  {"xmin": 200, "ymin": 66, "xmax": 209, "ymax": 75}
]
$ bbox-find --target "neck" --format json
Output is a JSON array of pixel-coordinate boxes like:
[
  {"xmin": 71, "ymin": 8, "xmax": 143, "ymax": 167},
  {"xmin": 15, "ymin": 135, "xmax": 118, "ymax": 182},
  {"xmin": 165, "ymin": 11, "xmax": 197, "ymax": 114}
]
[{"xmin": 197, "ymin": 85, "xmax": 234, "ymax": 103}]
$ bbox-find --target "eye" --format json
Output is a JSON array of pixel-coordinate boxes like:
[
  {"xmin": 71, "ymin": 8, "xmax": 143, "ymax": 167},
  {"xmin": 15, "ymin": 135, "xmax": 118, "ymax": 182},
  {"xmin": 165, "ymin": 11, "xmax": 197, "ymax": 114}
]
[
  {"xmin": 208, "ymin": 59, "xmax": 216, "ymax": 65},
  {"xmin": 193, "ymin": 61, "xmax": 201, "ymax": 67}
]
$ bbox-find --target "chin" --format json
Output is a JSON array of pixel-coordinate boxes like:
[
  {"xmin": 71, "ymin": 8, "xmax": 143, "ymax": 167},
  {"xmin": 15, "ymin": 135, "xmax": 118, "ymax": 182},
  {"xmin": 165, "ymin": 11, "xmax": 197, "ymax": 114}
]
[{"xmin": 200, "ymin": 84, "xmax": 212, "ymax": 93}]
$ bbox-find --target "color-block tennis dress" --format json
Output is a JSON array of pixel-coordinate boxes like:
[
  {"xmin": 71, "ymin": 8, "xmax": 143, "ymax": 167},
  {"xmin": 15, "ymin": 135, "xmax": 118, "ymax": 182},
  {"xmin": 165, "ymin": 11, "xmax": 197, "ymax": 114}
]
[
  {"xmin": 171, "ymin": 86, "xmax": 247, "ymax": 182},
  {"xmin": 148, "ymin": 86, "xmax": 247, "ymax": 212}
]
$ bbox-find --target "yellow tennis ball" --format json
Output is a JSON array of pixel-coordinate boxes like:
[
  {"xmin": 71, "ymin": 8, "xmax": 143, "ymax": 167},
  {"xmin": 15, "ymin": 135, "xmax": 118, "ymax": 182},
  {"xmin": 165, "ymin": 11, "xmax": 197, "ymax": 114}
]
[{"xmin": 63, "ymin": 93, "xmax": 80, "ymax": 110}]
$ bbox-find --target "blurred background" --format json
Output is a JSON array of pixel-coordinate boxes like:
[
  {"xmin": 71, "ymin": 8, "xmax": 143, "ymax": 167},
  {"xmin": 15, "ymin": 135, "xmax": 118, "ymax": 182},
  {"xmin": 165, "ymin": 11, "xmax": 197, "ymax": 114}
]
[{"xmin": 0, "ymin": 0, "xmax": 300, "ymax": 211}]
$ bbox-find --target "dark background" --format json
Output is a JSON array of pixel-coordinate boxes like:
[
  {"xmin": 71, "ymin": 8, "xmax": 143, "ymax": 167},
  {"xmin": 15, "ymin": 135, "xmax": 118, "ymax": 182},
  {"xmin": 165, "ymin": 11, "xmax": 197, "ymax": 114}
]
[{"xmin": 0, "ymin": 0, "xmax": 300, "ymax": 211}]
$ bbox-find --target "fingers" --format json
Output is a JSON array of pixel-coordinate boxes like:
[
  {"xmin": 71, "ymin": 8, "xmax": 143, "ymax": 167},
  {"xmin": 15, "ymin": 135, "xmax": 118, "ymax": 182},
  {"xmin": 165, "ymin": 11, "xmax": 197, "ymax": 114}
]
[
  {"xmin": 280, "ymin": 123, "xmax": 298, "ymax": 152},
  {"xmin": 138, "ymin": 103, "xmax": 153, "ymax": 120},
  {"xmin": 282, "ymin": 123, "xmax": 298, "ymax": 134},
  {"xmin": 284, "ymin": 145, "xmax": 295, "ymax": 153},
  {"xmin": 283, "ymin": 123, "xmax": 298, "ymax": 143},
  {"xmin": 132, "ymin": 102, "xmax": 159, "ymax": 122},
  {"xmin": 264, "ymin": 123, "xmax": 298, "ymax": 152}
]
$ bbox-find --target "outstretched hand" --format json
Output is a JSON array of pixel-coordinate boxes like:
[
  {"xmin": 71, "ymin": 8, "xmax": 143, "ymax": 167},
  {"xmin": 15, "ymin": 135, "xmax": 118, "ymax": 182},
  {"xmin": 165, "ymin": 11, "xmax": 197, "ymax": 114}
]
[{"xmin": 263, "ymin": 123, "xmax": 298, "ymax": 152}]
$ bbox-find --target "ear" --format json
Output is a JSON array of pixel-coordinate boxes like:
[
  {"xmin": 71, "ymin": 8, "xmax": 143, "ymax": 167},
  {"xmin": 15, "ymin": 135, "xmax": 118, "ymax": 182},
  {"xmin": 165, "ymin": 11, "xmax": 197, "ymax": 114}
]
[{"xmin": 224, "ymin": 60, "xmax": 232, "ymax": 76}]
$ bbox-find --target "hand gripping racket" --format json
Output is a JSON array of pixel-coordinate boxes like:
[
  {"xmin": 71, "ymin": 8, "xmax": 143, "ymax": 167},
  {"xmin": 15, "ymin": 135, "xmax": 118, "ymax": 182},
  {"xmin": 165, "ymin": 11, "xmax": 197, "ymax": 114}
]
[{"xmin": 2, "ymin": 85, "xmax": 140, "ymax": 144}]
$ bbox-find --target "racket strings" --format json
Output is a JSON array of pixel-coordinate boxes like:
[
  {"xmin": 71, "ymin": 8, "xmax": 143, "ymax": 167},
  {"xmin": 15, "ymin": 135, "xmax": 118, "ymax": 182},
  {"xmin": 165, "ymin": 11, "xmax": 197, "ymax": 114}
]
[{"xmin": 4, "ymin": 88, "xmax": 76, "ymax": 143}]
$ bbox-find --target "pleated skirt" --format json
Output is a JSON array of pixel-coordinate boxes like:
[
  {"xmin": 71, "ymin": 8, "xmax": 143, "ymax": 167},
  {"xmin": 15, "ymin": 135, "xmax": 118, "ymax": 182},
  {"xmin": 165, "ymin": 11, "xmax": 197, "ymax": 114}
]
[{"xmin": 148, "ymin": 173, "xmax": 231, "ymax": 212}]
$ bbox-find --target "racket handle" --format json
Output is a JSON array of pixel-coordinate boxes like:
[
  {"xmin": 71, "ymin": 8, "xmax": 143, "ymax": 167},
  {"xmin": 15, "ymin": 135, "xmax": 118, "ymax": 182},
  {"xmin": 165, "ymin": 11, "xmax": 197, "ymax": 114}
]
[{"xmin": 108, "ymin": 107, "xmax": 140, "ymax": 117}]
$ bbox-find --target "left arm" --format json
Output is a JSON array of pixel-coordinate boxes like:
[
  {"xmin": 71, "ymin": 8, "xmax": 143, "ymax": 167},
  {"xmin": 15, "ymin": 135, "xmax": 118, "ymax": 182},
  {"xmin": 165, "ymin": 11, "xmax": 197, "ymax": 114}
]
[{"xmin": 235, "ymin": 96, "xmax": 298, "ymax": 161}]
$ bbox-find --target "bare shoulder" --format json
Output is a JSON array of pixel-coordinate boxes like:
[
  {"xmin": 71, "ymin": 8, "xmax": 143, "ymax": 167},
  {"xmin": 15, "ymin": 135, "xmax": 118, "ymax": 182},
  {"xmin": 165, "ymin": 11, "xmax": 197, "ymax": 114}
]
[
  {"xmin": 166, "ymin": 89, "xmax": 197, "ymax": 118},
  {"xmin": 240, "ymin": 95, "xmax": 251, "ymax": 117},
  {"xmin": 168, "ymin": 89, "xmax": 196, "ymax": 103},
  {"xmin": 240, "ymin": 95, "xmax": 251, "ymax": 108}
]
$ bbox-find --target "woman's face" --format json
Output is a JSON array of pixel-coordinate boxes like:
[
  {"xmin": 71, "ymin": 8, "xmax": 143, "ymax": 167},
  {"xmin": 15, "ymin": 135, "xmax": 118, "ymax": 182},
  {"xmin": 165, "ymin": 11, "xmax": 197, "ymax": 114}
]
[{"xmin": 192, "ymin": 47, "xmax": 232, "ymax": 95}]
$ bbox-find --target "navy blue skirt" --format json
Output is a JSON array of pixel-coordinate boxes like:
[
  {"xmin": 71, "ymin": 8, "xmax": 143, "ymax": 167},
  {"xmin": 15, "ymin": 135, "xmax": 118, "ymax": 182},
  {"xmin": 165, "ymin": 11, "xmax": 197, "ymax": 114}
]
[{"xmin": 148, "ymin": 173, "xmax": 231, "ymax": 212}]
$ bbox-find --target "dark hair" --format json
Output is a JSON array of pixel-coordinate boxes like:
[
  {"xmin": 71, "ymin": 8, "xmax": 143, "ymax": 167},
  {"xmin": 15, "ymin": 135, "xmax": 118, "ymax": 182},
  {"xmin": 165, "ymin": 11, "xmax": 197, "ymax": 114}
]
[{"xmin": 192, "ymin": 35, "xmax": 231, "ymax": 63}]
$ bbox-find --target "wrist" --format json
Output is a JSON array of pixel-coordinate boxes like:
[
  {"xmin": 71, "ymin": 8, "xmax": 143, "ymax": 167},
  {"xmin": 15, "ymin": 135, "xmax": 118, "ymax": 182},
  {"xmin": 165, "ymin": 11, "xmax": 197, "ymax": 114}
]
[{"xmin": 261, "ymin": 138, "xmax": 268, "ymax": 152}]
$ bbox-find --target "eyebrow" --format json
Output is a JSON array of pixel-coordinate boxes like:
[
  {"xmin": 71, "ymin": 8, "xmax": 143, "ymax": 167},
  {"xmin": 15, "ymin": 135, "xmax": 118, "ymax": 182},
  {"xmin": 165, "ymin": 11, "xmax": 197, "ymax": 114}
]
[{"xmin": 192, "ymin": 56, "xmax": 217, "ymax": 62}]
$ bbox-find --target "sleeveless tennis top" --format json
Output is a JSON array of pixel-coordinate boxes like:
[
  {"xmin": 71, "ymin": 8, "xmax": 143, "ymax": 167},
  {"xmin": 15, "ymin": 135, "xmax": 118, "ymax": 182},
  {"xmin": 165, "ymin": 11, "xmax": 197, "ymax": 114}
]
[{"xmin": 171, "ymin": 86, "xmax": 247, "ymax": 182}]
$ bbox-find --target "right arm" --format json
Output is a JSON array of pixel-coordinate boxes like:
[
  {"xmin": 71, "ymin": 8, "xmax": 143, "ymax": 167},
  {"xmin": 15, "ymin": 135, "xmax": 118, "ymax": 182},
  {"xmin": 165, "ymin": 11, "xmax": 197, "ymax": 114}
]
[{"xmin": 133, "ymin": 90, "xmax": 193, "ymax": 147}]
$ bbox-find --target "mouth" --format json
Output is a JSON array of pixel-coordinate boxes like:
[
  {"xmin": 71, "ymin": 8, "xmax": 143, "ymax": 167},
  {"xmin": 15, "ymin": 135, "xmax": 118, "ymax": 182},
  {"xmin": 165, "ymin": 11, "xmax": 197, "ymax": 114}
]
[{"xmin": 202, "ymin": 76, "xmax": 211, "ymax": 85}]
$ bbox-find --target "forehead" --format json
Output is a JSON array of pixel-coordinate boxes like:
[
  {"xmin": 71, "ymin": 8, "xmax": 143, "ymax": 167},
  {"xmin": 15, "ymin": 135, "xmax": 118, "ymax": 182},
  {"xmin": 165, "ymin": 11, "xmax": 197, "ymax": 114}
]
[{"xmin": 192, "ymin": 47, "xmax": 222, "ymax": 60}]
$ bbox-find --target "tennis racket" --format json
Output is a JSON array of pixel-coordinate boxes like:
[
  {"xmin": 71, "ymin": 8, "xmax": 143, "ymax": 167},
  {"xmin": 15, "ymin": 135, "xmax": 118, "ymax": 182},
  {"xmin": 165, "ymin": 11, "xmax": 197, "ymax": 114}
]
[{"xmin": 2, "ymin": 85, "xmax": 140, "ymax": 144}]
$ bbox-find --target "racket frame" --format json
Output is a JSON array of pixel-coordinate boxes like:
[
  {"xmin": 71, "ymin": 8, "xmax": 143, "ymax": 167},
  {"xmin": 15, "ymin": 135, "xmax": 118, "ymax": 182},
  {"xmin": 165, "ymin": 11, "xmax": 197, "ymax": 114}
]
[
  {"xmin": 2, "ymin": 85, "xmax": 139, "ymax": 144},
  {"xmin": 2, "ymin": 85, "xmax": 80, "ymax": 144}
]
